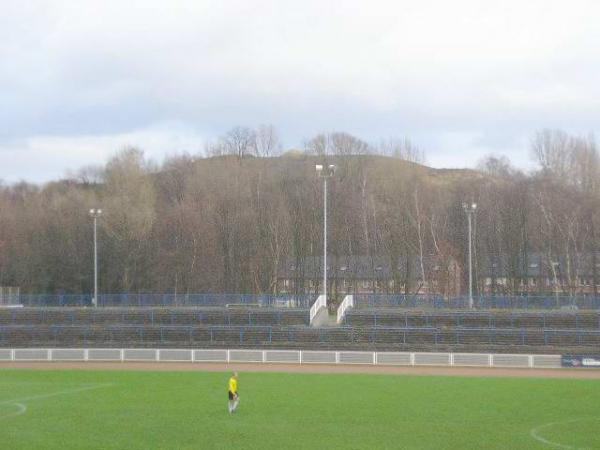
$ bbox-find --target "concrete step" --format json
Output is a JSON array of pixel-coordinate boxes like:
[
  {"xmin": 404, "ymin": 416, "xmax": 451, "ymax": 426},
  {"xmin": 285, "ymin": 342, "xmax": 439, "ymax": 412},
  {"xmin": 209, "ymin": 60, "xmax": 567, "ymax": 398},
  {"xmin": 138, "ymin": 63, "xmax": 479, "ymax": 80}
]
[
  {"xmin": 319, "ymin": 314, "xmax": 341, "ymax": 328},
  {"xmin": 310, "ymin": 309, "xmax": 342, "ymax": 327}
]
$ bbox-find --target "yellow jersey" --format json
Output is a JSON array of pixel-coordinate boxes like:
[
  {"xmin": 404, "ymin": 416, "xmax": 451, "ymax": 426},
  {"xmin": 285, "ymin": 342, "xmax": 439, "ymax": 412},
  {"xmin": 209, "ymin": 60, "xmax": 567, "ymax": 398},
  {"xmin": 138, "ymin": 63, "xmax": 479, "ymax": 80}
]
[{"xmin": 228, "ymin": 377, "xmax": 237, "ymax": 394}]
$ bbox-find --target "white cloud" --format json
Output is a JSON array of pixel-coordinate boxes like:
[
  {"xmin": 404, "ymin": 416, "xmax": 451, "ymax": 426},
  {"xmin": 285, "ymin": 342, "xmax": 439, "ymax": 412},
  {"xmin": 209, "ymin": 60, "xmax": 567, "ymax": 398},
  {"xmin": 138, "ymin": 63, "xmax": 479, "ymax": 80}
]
[
  {"xmin": 1, "ymin": 0, "xmax": 599, "ymax": 181},
  {"xmin": 0, "ymin": 122, "xmax": 205, "ymax": 183}
]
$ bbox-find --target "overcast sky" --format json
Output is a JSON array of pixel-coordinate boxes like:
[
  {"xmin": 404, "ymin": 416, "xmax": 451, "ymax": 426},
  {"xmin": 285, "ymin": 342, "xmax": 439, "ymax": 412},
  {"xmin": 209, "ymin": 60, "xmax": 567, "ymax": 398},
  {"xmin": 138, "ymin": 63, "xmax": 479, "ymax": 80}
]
[{"xmin": 1, "ymin": 0, "xmax": 599, "ymax": 183}]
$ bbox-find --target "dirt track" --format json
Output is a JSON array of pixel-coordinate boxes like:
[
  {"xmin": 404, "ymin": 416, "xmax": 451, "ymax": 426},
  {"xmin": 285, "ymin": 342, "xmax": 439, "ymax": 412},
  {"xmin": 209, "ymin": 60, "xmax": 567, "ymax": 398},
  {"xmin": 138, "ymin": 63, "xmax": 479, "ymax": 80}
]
[{"xmin": 2, "ymin": 361, "xmax": 600, "ymax": 379}]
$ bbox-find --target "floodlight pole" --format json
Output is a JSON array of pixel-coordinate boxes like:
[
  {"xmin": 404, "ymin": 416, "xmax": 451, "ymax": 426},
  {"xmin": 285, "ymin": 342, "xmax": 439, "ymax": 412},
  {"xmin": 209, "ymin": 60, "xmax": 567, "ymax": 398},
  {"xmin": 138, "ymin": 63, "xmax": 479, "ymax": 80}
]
[
  {"xmin": 551, "ymin": 261, "xmax": 560, "ymax": 308},
  {"xmin": 316, "ymin": 164, "xmax": 335, "ymax": 303},
  {"xmin": 463, "ymin": 203, "xmax": 477, "ymax": 309},
  {"xmin": 89, "ymin": 209, "xmax": 103, "ymax": 307},
  {"xmin": 324, "ymin": 175, "xmax": 327, "ymax": 302}
]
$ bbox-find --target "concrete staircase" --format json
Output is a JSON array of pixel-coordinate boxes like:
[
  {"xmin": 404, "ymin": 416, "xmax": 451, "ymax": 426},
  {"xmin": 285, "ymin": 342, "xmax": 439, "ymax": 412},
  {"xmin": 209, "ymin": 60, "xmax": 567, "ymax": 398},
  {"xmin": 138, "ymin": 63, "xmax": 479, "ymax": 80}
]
[
  {"xmin": 311, "ymin": 295, "xmax": 353, "ymax": 327},
  {"xmin": 310, "ymin": 311, "xmax": 340, "ymax": 327},
  {"xmin": 320, "ymin": 314, "xmax": 340, "ymax": 327},
  {"xmin": 310, "ymin": 306, "xmax": 330, "ymax": 327}
]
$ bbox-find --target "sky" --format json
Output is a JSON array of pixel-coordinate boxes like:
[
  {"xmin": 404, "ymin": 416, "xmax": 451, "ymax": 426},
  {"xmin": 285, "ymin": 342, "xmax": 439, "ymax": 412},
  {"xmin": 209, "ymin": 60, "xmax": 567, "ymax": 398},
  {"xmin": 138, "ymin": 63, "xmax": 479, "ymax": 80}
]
[{"xmin": 1, "ymin": 0, "xmax": 599, "ymax": 183}]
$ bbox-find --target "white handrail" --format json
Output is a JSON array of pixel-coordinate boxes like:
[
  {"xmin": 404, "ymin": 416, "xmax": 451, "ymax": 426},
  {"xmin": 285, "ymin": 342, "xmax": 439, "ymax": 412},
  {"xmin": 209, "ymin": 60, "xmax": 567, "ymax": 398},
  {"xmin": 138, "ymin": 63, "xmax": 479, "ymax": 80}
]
[
  {"xmin": 336, "ymin": 295, "xmax": 354, "ymax": 324},
  {"xmin": 310, "ymin": 295, "xmax": 327, "ymax": 323}
]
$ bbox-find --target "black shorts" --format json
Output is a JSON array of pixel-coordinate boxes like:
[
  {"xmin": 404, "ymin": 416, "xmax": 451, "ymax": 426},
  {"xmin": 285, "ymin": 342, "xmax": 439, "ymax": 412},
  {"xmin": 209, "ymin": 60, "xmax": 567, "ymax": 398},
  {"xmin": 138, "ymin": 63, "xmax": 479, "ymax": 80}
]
[{"xmin": 228, "ymin": 391, "xmax": 237, "ymax": 400}]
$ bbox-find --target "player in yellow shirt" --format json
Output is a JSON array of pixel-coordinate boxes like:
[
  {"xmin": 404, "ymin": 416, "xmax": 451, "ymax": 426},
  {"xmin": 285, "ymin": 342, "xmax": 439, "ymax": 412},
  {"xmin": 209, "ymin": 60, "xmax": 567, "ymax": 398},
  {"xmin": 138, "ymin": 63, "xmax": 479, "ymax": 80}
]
[{"xmin": 228, "ymin": 372, "xmax": 239, "ymax": 414}]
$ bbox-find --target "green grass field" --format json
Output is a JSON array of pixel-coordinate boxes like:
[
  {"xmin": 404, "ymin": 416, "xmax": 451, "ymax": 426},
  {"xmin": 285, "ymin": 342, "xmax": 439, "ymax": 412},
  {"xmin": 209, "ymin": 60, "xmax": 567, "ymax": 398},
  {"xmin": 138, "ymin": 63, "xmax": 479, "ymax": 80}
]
[{"xmin": 0, "ymin": 368, "xmax": 599, "ymax": 449}]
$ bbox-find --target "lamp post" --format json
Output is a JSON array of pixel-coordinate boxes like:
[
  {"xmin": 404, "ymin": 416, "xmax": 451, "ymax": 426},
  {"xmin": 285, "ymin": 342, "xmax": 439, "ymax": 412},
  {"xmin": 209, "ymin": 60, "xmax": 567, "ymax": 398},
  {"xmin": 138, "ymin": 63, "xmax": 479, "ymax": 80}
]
[
  {"xmin": 89, "ymin": 209, "xmax": 102, "ymax": 307},
  {"xmin": 316, "ymin": 164, "xmax": 335, "ymax": 304},
  {"xmin": 462, "ymin": 202, "xmax": 477, "ymax": 309},
  {"xmin": 551, "ymin": 261, "xmax": 560, "ymax": 308}
]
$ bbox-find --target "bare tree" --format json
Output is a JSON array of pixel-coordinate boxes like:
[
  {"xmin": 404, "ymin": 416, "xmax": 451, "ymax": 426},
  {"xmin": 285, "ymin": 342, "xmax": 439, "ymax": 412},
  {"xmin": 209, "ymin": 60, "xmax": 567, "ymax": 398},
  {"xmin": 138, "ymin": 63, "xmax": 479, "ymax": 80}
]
[
  {"xmin": 254, "ymin": 124, "xmax": 282, "ymax": 157},
  {"xmin": 377, "ymin": 137, "xmax": 425, "ymax": 163},
  {"xmin": 571, "ymin": 134, "xmax": 599, "ymax": 194},
  {"xmin": 3, "ymin": 127, "xmax": 600, "ymax": 300},
  {"xmin": 477, "ymin": 154, "xmax": 519, "ymax": 179},
  {"xmin": 102, "ymin": 147, "xmax": 156, "ymax": 291},
  {"xmin": 329, "ymin": 132, "xmax": 370, "ymax": 155},
  {"xmin": 224, "ymin": 126, "xmax": 256, "ymax": 159},
  {"xmin": 70, "ymin": 165, "xmax": 104, "ymax": 186},
  {"xmin": 304, "ymin": 133, "xmax": 329, "ymax": 156},
  {"xmin": 531, "ymin": 129, "xmax": 573, "ymax": 178}
]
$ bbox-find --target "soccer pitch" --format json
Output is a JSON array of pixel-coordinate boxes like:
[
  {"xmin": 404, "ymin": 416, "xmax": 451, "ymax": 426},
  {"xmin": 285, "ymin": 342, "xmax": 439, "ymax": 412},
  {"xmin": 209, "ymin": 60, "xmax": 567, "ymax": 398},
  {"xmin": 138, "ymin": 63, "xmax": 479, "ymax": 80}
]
[{"xmin": 1, "ymin": 368, "xmax": 599, "ymax": 449}]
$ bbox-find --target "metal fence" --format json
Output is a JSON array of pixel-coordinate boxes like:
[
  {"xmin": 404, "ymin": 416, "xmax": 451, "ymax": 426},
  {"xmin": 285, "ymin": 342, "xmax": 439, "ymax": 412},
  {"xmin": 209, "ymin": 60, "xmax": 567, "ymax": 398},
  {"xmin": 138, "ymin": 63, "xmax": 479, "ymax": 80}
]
[
  {"xmin": 14, "ymin": 294, "xmax": 316, "ymax": 308},
  {"xmin": 0, "ymin": 287, "xmax": 20, "ymax": 306},
  {"xmin": 353, "ymin": 294, "xmax": 600, "ymax": 310},
  {"xmin": 0, "ymin": 308, "xmax": 310, "ymax": 327},
  {"xmin": 9, "ymin": 293, "xmax": 600, "ymax": 310},
  {"xmin": 343, "ymin": 310, "xmax": 600, "ymax": 330},
  {"xmin": 0, "ymin": 347, "xmax": 563, "ymax": 369},
  {"xmin": 2, "ymin": 324, "xmax": 599, "ymax": 347}
]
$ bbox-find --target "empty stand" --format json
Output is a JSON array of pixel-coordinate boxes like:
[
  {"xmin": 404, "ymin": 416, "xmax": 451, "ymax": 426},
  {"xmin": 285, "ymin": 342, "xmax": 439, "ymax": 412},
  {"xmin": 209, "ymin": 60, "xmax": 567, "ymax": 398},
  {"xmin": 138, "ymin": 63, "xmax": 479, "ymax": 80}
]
[{"xmin": 2, "ymin": 307, "xmax": 599, "ymax": 355}]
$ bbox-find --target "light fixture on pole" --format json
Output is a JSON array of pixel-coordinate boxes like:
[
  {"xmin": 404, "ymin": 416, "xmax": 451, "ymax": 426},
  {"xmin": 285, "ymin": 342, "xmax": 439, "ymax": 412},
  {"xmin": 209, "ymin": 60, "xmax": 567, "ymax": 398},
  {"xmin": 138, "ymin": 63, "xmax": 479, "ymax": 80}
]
[
  {"xmin": 551, "ymin": 261, "xmax": 560, "ymax": 308},
  {"xmin": 89, "ymin": 208, "xmax": 102, "ymax": 307},
  {"xmin": 316, "ymin": 164, "xmax": 336, "ymax": 304},
  {"xmin": 462, "ymin": 202, "xmax": 477, "ymax": 309}
]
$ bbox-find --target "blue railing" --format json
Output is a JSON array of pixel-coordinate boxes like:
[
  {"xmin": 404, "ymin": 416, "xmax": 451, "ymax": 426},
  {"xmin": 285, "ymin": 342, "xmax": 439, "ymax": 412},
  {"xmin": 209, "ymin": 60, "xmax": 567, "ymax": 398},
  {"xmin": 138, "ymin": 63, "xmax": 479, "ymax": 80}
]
[
  {"xmin": 1, "ymin": 324, "xmax": 600, "ymax": 347},
  {"xmin": 353, "ymin": 294, "xmax": 600, "ymax": 310},
  {"xmin": 0, "ymin": 308, "xmax": 310, "ymax": 326},
  {"xmin": 11, "ymin": 293, "xmax": 600, "ymax": 310},
  {"xmin": 15, "ymin": 294, "xmax": 316, "ymax": 308},
  {"xmin": 344, "ymin": 311, "xmax": 600, "ymax": 330}
]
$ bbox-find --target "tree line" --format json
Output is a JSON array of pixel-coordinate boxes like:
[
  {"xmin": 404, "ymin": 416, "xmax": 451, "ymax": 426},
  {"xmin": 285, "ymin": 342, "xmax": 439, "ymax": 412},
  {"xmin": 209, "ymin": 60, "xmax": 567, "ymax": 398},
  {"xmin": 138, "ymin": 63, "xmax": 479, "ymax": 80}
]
[{"xmin": 0, "ymin": 127, "xmax": 598, "ymax": 298}]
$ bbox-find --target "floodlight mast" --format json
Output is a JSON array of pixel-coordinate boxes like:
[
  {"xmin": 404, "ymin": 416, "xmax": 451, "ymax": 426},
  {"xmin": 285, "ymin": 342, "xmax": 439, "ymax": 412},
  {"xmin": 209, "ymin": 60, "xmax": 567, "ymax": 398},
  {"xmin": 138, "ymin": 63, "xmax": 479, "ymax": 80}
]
[
  {"xmin": 462, "ymin": 202, "xmax": 477, "ymax": 309},
  {"xmin": 551, "ymin": 261, "xmax": 560, "ymax": 307},
  {"xmin": 89, "ymin": 209, "xmax": 102, "ymax": 307},
  {"xmin": 316, "ymin": 164, "xmax": 335, "ymax": 304}
]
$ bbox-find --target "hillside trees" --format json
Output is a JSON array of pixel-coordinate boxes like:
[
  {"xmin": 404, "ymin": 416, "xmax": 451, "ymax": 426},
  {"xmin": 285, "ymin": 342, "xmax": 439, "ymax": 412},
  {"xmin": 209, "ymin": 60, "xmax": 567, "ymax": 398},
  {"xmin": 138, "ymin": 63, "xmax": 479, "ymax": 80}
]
[
  {"xmin": 0, "ymin": 128, "xmax": 599, "ymax": 298},
  {"xmin": 101, "ymin": 148, "xmax": 157, "ymax": 292}
]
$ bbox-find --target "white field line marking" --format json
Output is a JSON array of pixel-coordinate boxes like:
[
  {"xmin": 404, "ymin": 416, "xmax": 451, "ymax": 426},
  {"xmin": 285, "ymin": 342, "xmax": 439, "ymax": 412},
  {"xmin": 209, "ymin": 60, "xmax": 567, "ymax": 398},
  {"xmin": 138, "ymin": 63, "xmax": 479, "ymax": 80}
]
[
  {"xmin": 530, "ymin": 417, "xmax": 600, "ymax": 450},
  {"xmin": 0, "ymin": 383, "xmax": 113, "ymax": 422},
  {"xmin": 0, "ymin": 403, "xmax": 26, "ymax": 420},
  {"xmin": 0, "ymin": 383, "xmax": 114, "ymax": 406},
  {"xmin": 0, "ymin": 382, "xmax": 97, "ymax": 388}
]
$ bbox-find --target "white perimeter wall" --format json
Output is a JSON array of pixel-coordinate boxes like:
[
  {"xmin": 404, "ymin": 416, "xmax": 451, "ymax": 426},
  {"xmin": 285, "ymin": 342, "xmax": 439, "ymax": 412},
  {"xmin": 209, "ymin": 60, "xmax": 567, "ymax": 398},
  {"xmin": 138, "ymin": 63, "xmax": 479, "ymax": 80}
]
[{"xmin": 0, "ymin": 348, "xmax": 562, "ymax": 369}]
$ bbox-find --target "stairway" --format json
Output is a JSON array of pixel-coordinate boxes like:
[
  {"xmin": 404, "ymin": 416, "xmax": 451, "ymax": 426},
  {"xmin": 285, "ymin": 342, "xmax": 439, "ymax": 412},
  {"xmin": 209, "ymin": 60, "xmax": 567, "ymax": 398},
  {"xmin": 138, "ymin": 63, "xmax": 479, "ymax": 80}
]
[
  {"xmin": 320, "ymin": 314, "xmax": 340, "ymax": 327},
  {"xmin": 310, "ymin": 311, "xmax": 340, "ymax": 327},
  {"xmin": 311, "ymin": 295, "xmax": 351, "ymax": 327}
]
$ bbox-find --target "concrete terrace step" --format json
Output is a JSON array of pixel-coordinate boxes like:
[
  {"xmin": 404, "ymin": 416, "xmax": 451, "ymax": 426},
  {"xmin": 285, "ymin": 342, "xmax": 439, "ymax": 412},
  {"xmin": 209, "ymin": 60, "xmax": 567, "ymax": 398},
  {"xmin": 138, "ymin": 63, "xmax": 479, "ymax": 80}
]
[{"xmin": 318, "ymin": 315, "xmax": 340, "ymax": 328}]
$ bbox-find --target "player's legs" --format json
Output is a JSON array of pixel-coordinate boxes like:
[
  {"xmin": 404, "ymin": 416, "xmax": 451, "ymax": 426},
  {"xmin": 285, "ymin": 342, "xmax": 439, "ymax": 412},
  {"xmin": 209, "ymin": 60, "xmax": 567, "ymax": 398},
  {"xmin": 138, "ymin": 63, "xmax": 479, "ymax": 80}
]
[
  {"xmin": 228, "ymin": 391, "xmax": 234, "ymax": 413},
  {"xmin": 232, "ymin": 394, "xmax": 239, "ymax": 412}
]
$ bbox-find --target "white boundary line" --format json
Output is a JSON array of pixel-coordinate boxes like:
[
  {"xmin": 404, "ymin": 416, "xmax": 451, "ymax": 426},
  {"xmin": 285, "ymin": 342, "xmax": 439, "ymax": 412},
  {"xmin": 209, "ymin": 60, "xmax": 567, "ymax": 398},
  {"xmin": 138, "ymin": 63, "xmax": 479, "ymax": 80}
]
[
  {"xmin": 0, "ymin": 383, "xmax": 114, "ymax": 422},
  {"xmin": 530, "ymin": 417, "xmax": 600, "ymax": 449},
  {"xmin": 0, "ymin": 383, "xmax": 114, "ymax": 405},
  {"xmin": 0, "ymin": 402, "xmax": 26, "ymax": 420}
]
